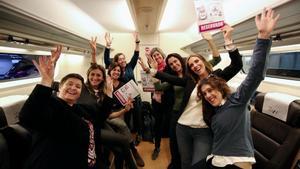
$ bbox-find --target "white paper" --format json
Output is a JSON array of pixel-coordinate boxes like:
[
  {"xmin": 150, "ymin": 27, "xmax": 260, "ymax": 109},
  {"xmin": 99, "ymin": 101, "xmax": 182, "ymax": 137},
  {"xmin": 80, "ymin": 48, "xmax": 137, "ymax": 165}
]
[
  {"xmin": 140, "ymin": 70, "xmax": 155, "ymax": 92},
  {"xmin": 262, "ymin": 92, "xmax": 299, "ymax": 122},
  {"xmin": 114, "ymin": 80, "xmax": 140, "ymax": 105},
  {"xmin": 194, "ymin": 0, "xmax": 225, "ymax": 32}
]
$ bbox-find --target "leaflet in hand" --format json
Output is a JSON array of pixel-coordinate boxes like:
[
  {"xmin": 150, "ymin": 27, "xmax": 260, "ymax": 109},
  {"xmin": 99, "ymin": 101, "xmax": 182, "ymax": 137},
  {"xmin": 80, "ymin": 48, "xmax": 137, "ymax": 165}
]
[
  {"xmin": 194, "ymin": 0, "xmax": 224, "ymax": 32},
  {"xmin": 114, "ymin": 80, "xmax": 140, "ymax": 106},
  {"xmin": 140, "ymin": 70, "xmax": 155, "ymax": 92}
]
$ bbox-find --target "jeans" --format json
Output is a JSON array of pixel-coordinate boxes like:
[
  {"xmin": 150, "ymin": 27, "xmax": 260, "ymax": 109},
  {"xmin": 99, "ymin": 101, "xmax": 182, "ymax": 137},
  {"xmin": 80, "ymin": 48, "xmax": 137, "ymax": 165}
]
[{"xmin": 176, "ymin": 124, "xmax": 212, "ymax": 169}]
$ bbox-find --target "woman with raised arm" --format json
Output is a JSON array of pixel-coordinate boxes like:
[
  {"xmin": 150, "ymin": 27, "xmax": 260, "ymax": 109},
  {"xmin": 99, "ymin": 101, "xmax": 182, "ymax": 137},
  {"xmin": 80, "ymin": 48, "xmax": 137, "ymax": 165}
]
[
  {"xmin": 147, "ymin": 26, "xmax": 242, "ymax": 169},
  {"xmin": 104, "ymin": 33, "xmax": 144, "ymax": 141},
  {"xmin": 195, "ymin": 8, "xmax": 279, "ymax": 169},
  {"xmin": 19, "ymin": 46, "xmax": 114, "ymax": 169},
  {"xmin": 77, "ymin": 37, "xmax": 138, "ymax": 169},
  {"xmin": 106, "ymin": 63, "xmax": 145, "ymax": 167}
]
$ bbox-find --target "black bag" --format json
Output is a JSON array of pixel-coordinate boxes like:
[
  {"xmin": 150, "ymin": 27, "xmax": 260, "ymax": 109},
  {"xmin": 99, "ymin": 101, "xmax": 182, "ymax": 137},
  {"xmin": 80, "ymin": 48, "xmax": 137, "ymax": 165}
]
[{"xmin": 141, "ymin": 101, "xmax": 155, "ymax": 143}]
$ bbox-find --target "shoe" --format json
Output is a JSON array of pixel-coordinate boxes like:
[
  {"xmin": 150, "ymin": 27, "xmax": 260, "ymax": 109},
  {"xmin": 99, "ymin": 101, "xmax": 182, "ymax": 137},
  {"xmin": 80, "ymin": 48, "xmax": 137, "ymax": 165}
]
[
  {"xmin": 134, "ymin": 134, "xmax": 142, "ymax": 146},
  {"xmin": 132, "ymin": 148, "xmax": 145, "ymax": 167},
  {"xmin": 151, "ymin": 148, "xmax": 160, "ymax": 160}
]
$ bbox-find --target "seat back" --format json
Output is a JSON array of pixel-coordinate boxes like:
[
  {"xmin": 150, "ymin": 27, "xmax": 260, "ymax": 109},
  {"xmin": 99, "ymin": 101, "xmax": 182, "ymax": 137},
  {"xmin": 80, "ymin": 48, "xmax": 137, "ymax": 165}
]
[
  {"xmin": 0, "ymin": 132, "xmax": 9, "ymax": 169},
  {"xmin": 251, "ymin": 92, "xmax": 300, "ymax": 169},
  {"xmin": 0, "ymin": 108, "xmax": 8, "ymax": 128},
  {"xmin": 0, "ymin": 95, "xmax": 28, "ymax": 126},
  {"xmin": 0, "ymin": 124, "xmax": 32, "ymax": 169}
]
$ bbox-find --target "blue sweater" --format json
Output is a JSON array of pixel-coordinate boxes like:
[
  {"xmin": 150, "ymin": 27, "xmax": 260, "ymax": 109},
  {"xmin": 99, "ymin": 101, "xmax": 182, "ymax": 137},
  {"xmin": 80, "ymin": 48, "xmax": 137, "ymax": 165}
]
[
  {"xmin": 104, "ymin": 47, "xmax": 139, "ymax": 83},
  {"xmin": 211, "ymin": 39, "xmax": 271, "ymax": 157}
]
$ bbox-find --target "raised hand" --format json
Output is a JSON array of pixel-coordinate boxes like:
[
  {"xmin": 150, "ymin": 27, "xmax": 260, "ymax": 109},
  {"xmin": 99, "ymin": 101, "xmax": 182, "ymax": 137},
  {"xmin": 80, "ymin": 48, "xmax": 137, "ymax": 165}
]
[
  {"xmin": 35, "ymin": 45, "xmax": 62, "ymax": 87},
  {"xmin": 255, "ymin": 8, "xmax": 280, "ymax": 39},
  {"xmin": 138, "ymin": 57, "xmax": 149, "ymax": 72},
  {"xmin": 105, "ymin": 32, "xmax": 112, "ymax": 47},
  {"xmin": 201, "ymin": 32, "xmax": 213, "ymax": 41},
  {"xmin": 220, "ymin": 24, "xmax": 234, "ymax": 44},
  {"xmin": 104, "ymin": 76, "xmax": 113, "ymax": 97},
  {"xmin": 33, "ymin": 56, "xmax": 55, "ymax": 87},
  {"xmin": 133, "ymin": 32, "xmax": 139, "ymax": 42},
  {"xmin": 89, "ymin": 36, "xmax": 97, "ymax": 54},
  {"xmin": 50, "ymin": 45, "xmax": 62, "ymax": 64}
]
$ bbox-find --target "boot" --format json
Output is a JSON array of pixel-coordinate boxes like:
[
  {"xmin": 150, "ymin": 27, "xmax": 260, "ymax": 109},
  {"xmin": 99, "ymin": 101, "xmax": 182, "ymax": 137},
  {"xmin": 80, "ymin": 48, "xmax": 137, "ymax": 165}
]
[
  {"xmin": 131, "ymin": 148, "xmax": 145, "ymax": 167},
  {"xmin": 151, "ymin": 147, "xmax": 160, "ymax": 160}
]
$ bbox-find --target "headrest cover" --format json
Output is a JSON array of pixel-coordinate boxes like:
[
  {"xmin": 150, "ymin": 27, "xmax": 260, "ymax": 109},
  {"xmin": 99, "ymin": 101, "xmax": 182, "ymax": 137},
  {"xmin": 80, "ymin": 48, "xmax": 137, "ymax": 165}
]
[{"xmin": 255, "ymin": 92, "xmax": 300, "ymax": 128}]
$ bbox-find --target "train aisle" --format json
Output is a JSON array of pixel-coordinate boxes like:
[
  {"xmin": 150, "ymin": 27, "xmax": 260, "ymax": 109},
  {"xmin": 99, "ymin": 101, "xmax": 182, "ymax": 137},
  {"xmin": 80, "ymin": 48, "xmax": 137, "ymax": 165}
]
[{"xmin": 136, "ymin": 138, "xmax": 171, "ymax": 169}]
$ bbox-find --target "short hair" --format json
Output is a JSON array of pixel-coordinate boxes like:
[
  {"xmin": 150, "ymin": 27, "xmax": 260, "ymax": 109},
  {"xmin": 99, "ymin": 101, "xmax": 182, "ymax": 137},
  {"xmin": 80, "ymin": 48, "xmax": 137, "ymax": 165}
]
[
  {"xmin": 186, "ymin": 54, "xmax": 213, "ymax": 82},
  {"xmin": 59, "ymin": 73, "xmax": 84, "ymax": 87},
  {"xmin": 150, "ymin": 47, "xmax": 166, "ymax": 59}
]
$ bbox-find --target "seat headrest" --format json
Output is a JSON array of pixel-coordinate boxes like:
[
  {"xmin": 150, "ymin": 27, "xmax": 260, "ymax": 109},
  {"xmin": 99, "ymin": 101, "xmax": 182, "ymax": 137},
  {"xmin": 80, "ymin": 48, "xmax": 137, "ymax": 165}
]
[
  {"xmin": 254, "ymin": 92, "xmax": 300, "ymax": 127},
  {"xmin": 0, "ymin": 95, "xmax": 28, "ymax": 125}
]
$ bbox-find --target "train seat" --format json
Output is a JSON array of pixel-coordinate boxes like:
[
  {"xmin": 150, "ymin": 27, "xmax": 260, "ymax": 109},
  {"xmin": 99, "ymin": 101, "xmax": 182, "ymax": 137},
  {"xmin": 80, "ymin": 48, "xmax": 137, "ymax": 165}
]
[
  {"xmin": 0, "ymin": 124, "xmax": 32, "ymax": 169},
  {"xmin": 251, "ymin": 92, "xmax": 300, "ymax": 169},
  {"xmin": 0, "ymin": 95, "xmax": 28, "ymax": 127}
]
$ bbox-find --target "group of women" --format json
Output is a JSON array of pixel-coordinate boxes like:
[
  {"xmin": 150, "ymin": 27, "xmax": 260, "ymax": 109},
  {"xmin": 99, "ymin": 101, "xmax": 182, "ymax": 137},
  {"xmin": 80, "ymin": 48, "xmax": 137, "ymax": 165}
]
[{"xmin": 18, "ymin": 8, "xmax": 279, "ymax": 169}]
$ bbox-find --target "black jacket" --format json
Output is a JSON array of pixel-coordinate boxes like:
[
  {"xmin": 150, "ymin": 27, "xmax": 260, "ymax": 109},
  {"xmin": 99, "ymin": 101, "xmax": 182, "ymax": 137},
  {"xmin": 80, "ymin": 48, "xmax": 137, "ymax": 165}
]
[{"xmin": 19, "ymin": 84, "xmax": 113, "ymax": 169}]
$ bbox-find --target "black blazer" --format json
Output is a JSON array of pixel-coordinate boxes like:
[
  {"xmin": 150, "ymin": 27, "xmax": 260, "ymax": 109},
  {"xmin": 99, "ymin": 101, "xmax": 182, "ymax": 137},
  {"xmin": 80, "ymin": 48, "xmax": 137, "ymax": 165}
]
[{"xmin": 19, "ymin": 85, "xmax": 113, "ymax": 169}]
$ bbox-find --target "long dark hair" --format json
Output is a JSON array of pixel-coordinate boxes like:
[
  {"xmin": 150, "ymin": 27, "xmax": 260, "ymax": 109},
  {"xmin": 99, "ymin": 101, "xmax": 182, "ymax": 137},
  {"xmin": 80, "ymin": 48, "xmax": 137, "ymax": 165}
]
[
  {"xmin": 86, "ymin": 64, "xmax": 106, "ymax": 102},
  {"xmin": 165, "ymin": 53, "xmax": 186, "ymax": 76},
  {"xmin": 197, "ymin": 75, "xmax": 231, "ymax": 125},
  {"xmin": 187, "ymin": 54, "xmax": 213, "ymax": 82}
]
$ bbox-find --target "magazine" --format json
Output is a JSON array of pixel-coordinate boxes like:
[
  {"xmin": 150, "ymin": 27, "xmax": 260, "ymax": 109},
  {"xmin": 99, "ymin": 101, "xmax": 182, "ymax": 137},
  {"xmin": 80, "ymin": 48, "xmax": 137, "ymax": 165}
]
[
  {"xmin": 114, "ymin": 80, "xmax": 140, "ymax": 105},
  {"xmin": 194, "ymin": 0, "xmax": 224, "ymax": 32},
  {"xmin": 140, "ymin": 70, "xmax": 155, "ymax": 92}
]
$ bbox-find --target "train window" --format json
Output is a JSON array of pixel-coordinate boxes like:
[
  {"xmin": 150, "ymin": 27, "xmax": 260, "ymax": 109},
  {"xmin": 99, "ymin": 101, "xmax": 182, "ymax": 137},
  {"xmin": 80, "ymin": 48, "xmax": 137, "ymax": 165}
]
[
  {"xmin": 242, "ymin": 51, "xmax": 300, "ymax": 80},
  {"xmin": 0, "ymin": 53, "xmax": 43, "ymax": 82}
]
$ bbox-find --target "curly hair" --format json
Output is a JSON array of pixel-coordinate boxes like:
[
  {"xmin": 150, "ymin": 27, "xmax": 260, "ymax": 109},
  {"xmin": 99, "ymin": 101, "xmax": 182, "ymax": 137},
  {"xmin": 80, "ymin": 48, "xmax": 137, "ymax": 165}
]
[{"xmin": 197, "ymin": 75, "xmax": 231, "ymax": 125}]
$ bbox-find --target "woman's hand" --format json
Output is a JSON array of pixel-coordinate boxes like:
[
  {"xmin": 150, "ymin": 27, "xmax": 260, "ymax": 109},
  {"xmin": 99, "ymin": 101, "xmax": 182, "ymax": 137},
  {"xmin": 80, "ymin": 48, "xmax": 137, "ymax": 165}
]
[
  {"xmin": 89, "ymin": 36, "xmax": 97, "ymax": 54},
  {"xmin": 104, "ymin": 76, "xmax": 113, "ymax": 98},
  {"xmin": 105, "ymin": 32, "xmax": 113, "ymax": 47},
  {"xmin": 124, "ymin": 98, "xmax": 134, "ymax": 112},
  {"xmin": 89, "ymin": 37, "xmax": 97, "ymax": 63},
  {"xmin": 138, "ymin": 57, "xmax": 150, "ymax": 72},
  {"xmin": 33, "ymin": 45, "xmax": 62, "ymax": 87},
  {"xmin": 201, "ymin": 32, "xmax": 213, "ymax": 41},
  {"xmin": 255, "ymin": 8, "xmax": 280, "ymax": 39},
  {"xmin": 221, "ymin": 24, "xmax": 234, "ymax": 44}
]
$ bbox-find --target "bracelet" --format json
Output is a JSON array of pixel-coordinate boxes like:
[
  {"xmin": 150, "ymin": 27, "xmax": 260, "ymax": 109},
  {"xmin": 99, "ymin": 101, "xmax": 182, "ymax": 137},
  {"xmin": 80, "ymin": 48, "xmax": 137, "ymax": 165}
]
[{"xmin": 135, "ymin": 40, "xmax": 140, "ymax": 44}]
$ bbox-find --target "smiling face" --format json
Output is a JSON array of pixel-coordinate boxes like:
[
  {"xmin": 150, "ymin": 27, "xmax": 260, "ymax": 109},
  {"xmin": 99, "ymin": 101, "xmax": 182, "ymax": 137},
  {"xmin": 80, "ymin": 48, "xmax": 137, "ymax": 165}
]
[
  {"xmin": 152, "ymin": 51, "xmax": 164, "ymax": 65},
  {"xmin": 188, "ymin": 56, "xmax": 208, "ymax": 78},
  {"xmin": 201, "ymin": 84, "xmax": 223, "ymax": 107},
  {"xmin": 58, "ymin": 77, "xmax": 82, "ymax": 105},
  {"xmin": 88, "ymin": 68, "xmax": 104, "ymax": 89},
  {"xmin": 109, "ymin": 66, "xmax": 121, "ymax": 80},
  {"xmin": 116, "ymin": 54, "xmax": 127, "ymax": 68},
  {"xmin": 167, "ymin": 56, "xmax": 182, "ymax": 74}
]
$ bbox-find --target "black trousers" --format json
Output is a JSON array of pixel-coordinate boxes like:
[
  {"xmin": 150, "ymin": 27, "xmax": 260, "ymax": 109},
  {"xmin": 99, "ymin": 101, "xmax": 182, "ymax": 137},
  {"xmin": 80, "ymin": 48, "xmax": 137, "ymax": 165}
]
[
  {"xmin": 101, "ymin": 124, "xmax": 137, "ymax": 169},
  {"xmin": 152, "ymin": 99, "xmax": 170, "ymax": 149},
  {"xmin": 125, "ymin": 96, "xmax": 143, "ymax": 135},
  {"xmin": 168, "ymin": 110, "xmax": 181, "ymax": 169}
]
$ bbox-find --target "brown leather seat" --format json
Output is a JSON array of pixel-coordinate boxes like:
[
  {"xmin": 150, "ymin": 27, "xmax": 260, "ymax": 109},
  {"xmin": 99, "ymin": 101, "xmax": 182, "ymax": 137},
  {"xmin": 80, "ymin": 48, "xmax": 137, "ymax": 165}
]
[{"xmin": 251, "ymin": 92, "xmax": 300, "ymax": 169}]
